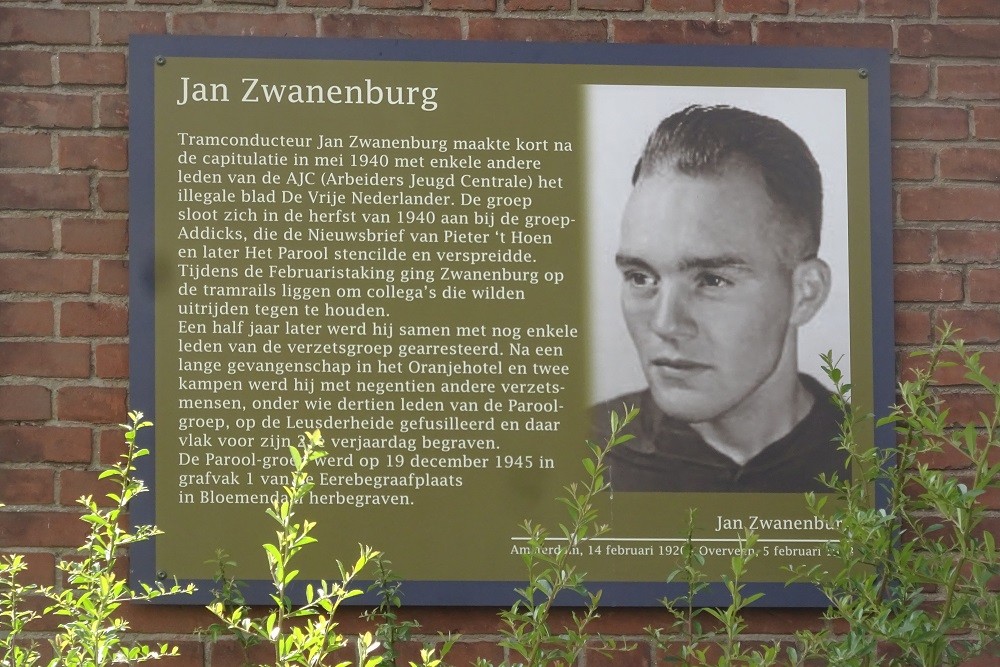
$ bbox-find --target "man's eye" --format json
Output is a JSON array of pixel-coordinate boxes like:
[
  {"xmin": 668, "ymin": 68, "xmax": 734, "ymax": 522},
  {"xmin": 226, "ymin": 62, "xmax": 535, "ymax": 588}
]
[
  {"xmin": 697, "ymin": 273, "xmax": 733, "ymax": 288},
  {"xmin": 624, "ymin": 270, "xmax": 656, "ymax": 288}
]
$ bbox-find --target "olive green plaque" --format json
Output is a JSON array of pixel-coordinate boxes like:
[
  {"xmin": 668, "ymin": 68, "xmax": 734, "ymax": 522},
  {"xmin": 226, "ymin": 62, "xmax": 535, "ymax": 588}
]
[{"xmin": 129, "ymin": 37, "xmax": 892, "ymax": 606}]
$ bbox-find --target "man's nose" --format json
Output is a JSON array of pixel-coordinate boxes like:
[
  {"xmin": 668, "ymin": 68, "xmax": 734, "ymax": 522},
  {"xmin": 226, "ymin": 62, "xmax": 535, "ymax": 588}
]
[{"xmin": 649, "ymin": 285, "xmax": 696, "ymax": 339}]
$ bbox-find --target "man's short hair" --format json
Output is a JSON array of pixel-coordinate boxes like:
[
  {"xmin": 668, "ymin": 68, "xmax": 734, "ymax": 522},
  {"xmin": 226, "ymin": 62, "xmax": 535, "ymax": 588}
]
[{"xmin": 632, "ymin": 105, "xmax": 823, "ymax": 262}]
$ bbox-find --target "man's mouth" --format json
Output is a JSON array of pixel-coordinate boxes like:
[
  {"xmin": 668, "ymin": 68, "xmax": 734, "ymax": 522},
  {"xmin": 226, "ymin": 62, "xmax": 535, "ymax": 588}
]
[{"xmin": 650, "ymin": 357, "xmax": 712, "ymax": 374}]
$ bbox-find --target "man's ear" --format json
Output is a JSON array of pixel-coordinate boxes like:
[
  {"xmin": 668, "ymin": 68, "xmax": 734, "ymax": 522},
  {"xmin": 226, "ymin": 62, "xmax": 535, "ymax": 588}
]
[{"xmin": 790, "ymin": 257, "xmax": 831, "ymax": 327}]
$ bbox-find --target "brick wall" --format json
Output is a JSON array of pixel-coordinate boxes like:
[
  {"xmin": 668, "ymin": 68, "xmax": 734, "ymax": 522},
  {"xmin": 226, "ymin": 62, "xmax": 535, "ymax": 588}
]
[{"xmin": 1, "ymin": 0, "xmax": 998, "ymax": 664}]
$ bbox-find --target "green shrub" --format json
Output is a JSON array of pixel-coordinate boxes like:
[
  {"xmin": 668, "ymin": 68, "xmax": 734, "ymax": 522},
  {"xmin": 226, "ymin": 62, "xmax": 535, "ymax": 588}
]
[
  {"xmin": 205, "ymin": 429, "xmax": 387, "ymax": 667},
  {"xmin": 475, "ymin": 406, "xmax": 637, "ymax": 667},
  {"xmin": 649, "ymin": 331, "xmax": 1000, "ymax": 666},
  {"xmin": 0, "ymin": 411, "xmax": 194, "ymax": 667},
  {"xmin": 792, "ymin": 331, "xmax": 1000, "ymax": 666},
  {"xmin": 3, "ymin": 333, "xmax": 998, "ymax": 667}
]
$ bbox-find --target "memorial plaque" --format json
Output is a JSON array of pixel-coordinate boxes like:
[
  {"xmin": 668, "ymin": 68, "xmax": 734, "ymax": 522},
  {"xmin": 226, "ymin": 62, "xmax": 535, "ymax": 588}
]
[{"xmin": 129, "ymin": 37, "xmax": 893, "ymax": 606}]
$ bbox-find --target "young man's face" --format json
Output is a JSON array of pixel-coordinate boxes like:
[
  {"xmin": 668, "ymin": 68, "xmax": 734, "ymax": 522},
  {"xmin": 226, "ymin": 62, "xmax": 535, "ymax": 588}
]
[{"xmin": 617, "ymin": 161, "xmax": 816, "ymax": 425}]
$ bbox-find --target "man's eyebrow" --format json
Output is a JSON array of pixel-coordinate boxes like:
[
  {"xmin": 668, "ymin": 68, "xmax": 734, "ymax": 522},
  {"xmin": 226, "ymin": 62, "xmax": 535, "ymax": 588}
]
[
  {"xmin": 615, "ymin": 254, "xmax": 654, "ymax": 272},
  {"xmin": 678, "ymin": 255, "xmax": 750, "ymax": 272},
  {"xmin": 614, "ymin": 253, "xmax": 751, "ymax": 272}
]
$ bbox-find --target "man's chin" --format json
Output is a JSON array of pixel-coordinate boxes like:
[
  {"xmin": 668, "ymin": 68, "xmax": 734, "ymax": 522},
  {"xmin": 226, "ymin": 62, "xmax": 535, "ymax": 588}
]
[{"xmin": 648, "ymin": 390, "xmax": 727, "ymax": 425}]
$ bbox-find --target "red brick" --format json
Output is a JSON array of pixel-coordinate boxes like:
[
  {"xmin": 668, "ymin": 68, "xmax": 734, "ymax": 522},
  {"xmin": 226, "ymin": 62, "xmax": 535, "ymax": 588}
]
[
  {"xmin": 0, "ymin": 134, "xmax": 52, "ymax": 168},
  {"xmin": 891, "ymin": 106, "xmax": 968, "ymax": 140},
  {"xmin": 0, "ymin": 552, "xmax": 56, "ymax": 587},
  {"xmin": 61, "ymin": 302, "xmax": 127, "ymax": 337},
  {"xmin": 891, "ymin": 63, "xmax": 930, "ymax": 99},
  {"xmin": 938, "ymin": 0, "xmax": 1000, "ymax": 17},
  {"xmin": 59, "ymin": 135, "xmax": 128, "ymax": 171},
  {"xmin": 867, "ymin": 0, "xmax": 930, "ymax": 16},
  {"xmin": 579, "ymin": 0, "xmax": 642, "ymax": 11},
  {"xmin": 723, "ymin": 0, "xmax": 788, "ymax": 13},
  {"xmin": 938, "ymin": 229, "xmax": 1000, "ymax": 262},
  {"xmin": 59, "ymin": 470, "xmax": 119, "ymax": 507},
  {"xmin": 652, "ymin": 0, "xmax": 713, "ymax": 8},
  {"xmin": 893, "ymin": 228, "xmax": 933, "ymax": 263},
  {"xmin": 215, "ymin": 0, "xmax": 277, "ymax": 6},
  {"xmin": 61, "ymin": 218, "xmax": 127, "ymax": 254},
  {"xmin": 0, "ymin": 470, "xmax": 54, "ymax": 505},
  {"xmin": 894, "ymin": 269, "xmax": 963, "ymax": 302},
  {"xmin": 0, "ymin": 302, "xmax": 53, "ymax": 336},
  {"xmin": 98, "ymin": 428, "xmax": 128, "ymax": 465},
  {"xmin": 0, "ymin": 174, "xmax": 90, "ymax": 210},
  {"xmin": 99, "ymin": 94, "xmax": 129, "ymax": 128},
  {"xmin": 892, "ymin": 147, "xmax": 934, "ymax": 181},
  {"xmin": 469, "ymin": 18, "xmax": 608, "ymax": 41},
  {"xmin": 797, "ymin": 0, "xmax": 858, "ymax": 15},
  {"xmin": 0, "ymin": 9, "xmax": 91, "ymax": 45},
  {"xmin": 940, "ymin": 148, "xmax": 1000, "ymax": 182},
  {"xmin": 16, "ymin": 597, "xmax": 60, "ymax": 634},
  {"xmin": 938, "ymin": 66, "xmax": 1000, "ymax": 101},
  {"xmin": 157, "ymin": 642, "xmax": 203, "ymax": 667},
  {"xmin": 756, "ymin": 21, "xmax": 891, "ymax": 48},
  {"xmin": 320, "ymin": 15, "xmax": 461, "ymax": 39},
  {"xmin": 0, "ymin": 512, "xmax": 91, "ymax": 548},
  {"xmin": 360, "ymin": 0, "xmax": 422, "ymax": 9},
  {"xmin": 172, "ymin": 13, "xmax": 315, "ymax": 37},
  {"xmin": 0, "ymin": 217, "xmax": 52, "ymax": 252},
  {"xmin": 0, "ymin": 51, "xmax": 52, "ymax": 85},
  {"xmin": 58, "ymin": 53, "xmax": 126, "ymax": 85},
  {"xmin": 938, "ymin": 391, "xmax": 995, "ymax": 426},
  {"xmin": 0, "ymin": 92, "xmax": 92, "ymax": 129},
  {"xmin": 914, "ymin": 440, "xmax": 976, "ymax": 470},
  {"xmin": 120, "ymin": 604, "xmax": 215, "ymax": 634},
  {"xmin": 97, "ymin": 260, "xmax": 128, "ymax": 295},
  {"xmin": 438, "ymin": 642, "xmax": 506, "ymax": 666},
  {"xmin": 0, "ymin": 426, "xmax": 92, "ymax": 464},
  {"xmin": 0, "ymin": 259, "xmax": 91, "ymax": 293},
  {"xmin": 506, "ymin": 0, "xmax": 570, "ymax": 10},
  {"xmin": 974, "ymin": 106, "xmax": 1000, "ymax": 139},
  {"xmin": 895, "ymin": 309, "xmax": 932, "ymax": 344},
  {"xmin": 288, "ymin": 0, "xmax": 350, "ymax": 7},
  {"xmin": 96, "ymin": 343, "xmax": 128, "ymax": 378},
  {"xmin": 581, "ymin": 608, "xmax": 663, "ymax": 634},
  {"xmin": 210, "ymin": 640, "xmax": 276, "ymax": 667},
  {"xmin": 431, "ymin": 0, "xmax": 494, "ymax": 9},
  {"xmin": 900, "ymin": 187, "xmax": 1000, "ymax": 222},
  {"xmin": 585, "ymin": 642, "xmax": 652, "ymax": 667},
  {"xmin": 657, "ymin": 642, "xmax": 737, "ymax": 664},
  {"xmin": 904, "ymin": 349, "xmax": 1000, "ymax": 387},
  {"xmin": 898, "ymin": 24, "xmax": 1000, "ymax": 58},
  {"xmin": 969, "ymin": 269, "xmax": 1000, "ymax": 303},
  {"xmin": 56, "ymin": 387, "xmax": 127, "ymax": 423},
  {"xmin": 752, "ymin": 611, "xmax": 825, "ymax": 636},
  {"xmin": 380, "ymin": 642, "xmax": 423, "ymax": 666},
  {"xmin": 98, "ymin": 12, "xmax": 168, "ymax": 45},
  {"xmin": 97, "ymin": 176, "xmax": 128, "ymax": 212},
  {"xmin": 0, "ymin": 342, "xmax": 90, "ymax": 378},
  {"xmin": 389, "ymin": 608, "xmax": 514, "ymax": 634},
  {"xmin": 900, "ymin": 349, "xmax": 976, "ymax": 386},
  {"xmin": 979, "ymin": 482, "xmax": 1000, "ymax": 511},
  {"xmin": 614, "ymin": 20, "xmax": 751, "ymax": 44},
  {"xmin": 935, "ymin": 308, "xmax": 1000, "ymax": 343},
  {"xmin": 0, "ymin": 386, "xmax": 51, "ymax": 420}
]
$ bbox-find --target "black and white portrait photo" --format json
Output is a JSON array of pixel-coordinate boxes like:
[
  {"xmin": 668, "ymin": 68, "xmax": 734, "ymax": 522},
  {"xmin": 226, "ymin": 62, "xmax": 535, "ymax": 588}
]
[{"xmin": 586, "ymin": 86, "xmax": 852, "ymax": 494}]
